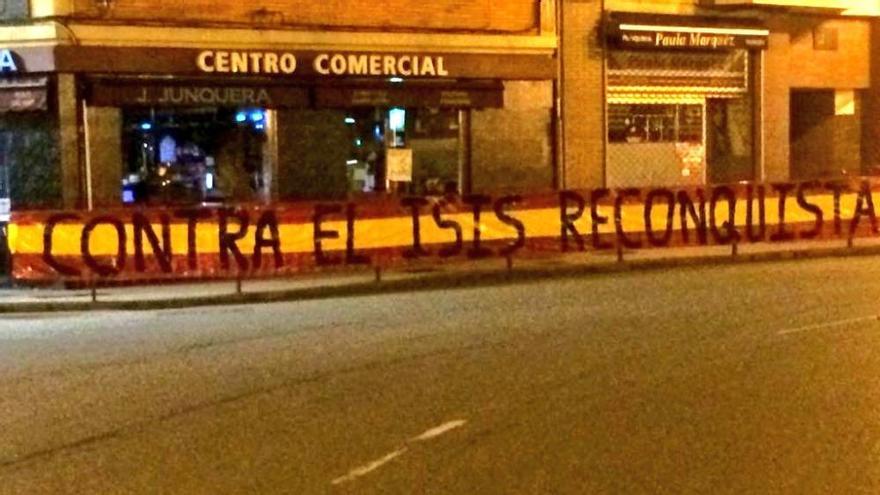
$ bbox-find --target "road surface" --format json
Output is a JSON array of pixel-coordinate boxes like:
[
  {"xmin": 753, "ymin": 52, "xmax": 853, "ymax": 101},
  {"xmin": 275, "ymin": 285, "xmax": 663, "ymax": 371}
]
[{"xmin": 1, "ymin": 256, "xmax": 880, "ymax": 493}]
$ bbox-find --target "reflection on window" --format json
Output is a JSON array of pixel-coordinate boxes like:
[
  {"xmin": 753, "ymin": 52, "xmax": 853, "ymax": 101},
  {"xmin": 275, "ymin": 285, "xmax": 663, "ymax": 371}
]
[{"xmin": 608, "ymin": 104, "xmax": 703, "ymax": 144}]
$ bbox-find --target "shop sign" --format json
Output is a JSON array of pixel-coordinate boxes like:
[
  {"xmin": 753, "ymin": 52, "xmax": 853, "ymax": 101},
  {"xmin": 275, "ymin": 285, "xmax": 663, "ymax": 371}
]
[
  {"xmin": 612, "ymin": 26, "xmax": 769, "ymax": 51},
  {"xmin": 0, "ymin": 50, "xmax": 18, "ymax": 73},
  {"xmin": 89, "ymin": 82, "xmax": 309, "ymax": 108},
  {"xmin": 0, "ymin": 88, "xmax": 48, "ymax": 112},
  {"xmin": 55, "ymin": 46, "xmax": 555, "ymax": 80},
  {"xmin": 195, "ymin": 50, "xmax": 450, "ymax": 78}
]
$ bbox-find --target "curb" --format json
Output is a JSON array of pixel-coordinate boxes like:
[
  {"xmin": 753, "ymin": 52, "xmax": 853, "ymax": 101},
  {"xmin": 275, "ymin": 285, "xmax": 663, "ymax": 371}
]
[{"xmin": 2, "ymin": 244, "xmax": 879, "ymax": 314}]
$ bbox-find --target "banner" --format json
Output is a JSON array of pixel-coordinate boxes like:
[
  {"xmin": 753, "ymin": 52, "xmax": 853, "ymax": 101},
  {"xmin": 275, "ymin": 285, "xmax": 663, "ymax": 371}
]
[{"xmin": 8, "ymin": 180, "xmax": 880, "ymax": 283}]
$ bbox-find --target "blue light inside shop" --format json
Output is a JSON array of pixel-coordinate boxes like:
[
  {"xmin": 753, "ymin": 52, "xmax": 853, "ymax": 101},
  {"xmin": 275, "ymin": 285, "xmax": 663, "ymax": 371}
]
[
  {"xmin": 250, "ymin": 111, "xmax": 265, "ymax": 123},
  {"xmin": 235, "ymin": 112, "xmax": 248, "ymax": 123},
  {"xmin": 140, "ymin": 122, "xmax": 152, "ymax": 131},
  {"xmin": 389, "ymin": 107, "xmax": 406, "ymax": 132},
  {"xmin": 255, "ymin": 123, "xmax": 265, "ymax": 130}
]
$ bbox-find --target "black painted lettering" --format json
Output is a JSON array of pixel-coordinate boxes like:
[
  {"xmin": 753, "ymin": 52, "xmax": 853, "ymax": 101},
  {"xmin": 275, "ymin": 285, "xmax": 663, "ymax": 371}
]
[
  {"xmin": 494, "ymin": 195, "xmax": 526, "ymax": 256},
  {"xmin": 710, "ymin": 186, "xmax": 739, "ymax": 244},
  {"xmin": 401, "ymin": 197, "xmax": 429, "ymax": 258},
  {"xmin": 825, "ymin": 181, "xmax": 847, "ymax": 236},
  {"xmin": 219, "ymin": 208, "xmax": 250, "ymax": 271},
  {"xmin": 770, "ymin": 183, "xmax": 796, "ymax": 242},
  {"xmin": 591, "ymin": 189, "xmax": 613, "ymax": 250},
  {"xmin": 81, "ymin": 216, "xmax": 126, "ymax": 277},
  {"xmin": 432, "ymin": 203, "xmax": 463, "ymax": 257},
  {"xmin": 346, "ymin": 203, "xmax": 370, "ymax": 265},
  {"xmin": 463, "ymin": 194, "xmax": 492, "ymax": 259},
  {"xmin": 615, "ymin": 188, "xmax": 642, "ymax": 249},
  {"xmin": 677, "ymin": 190, "xmax": 708, "ymax": 245},
  {"xmin": 132, "ymin": 212, "xmax": 173, "ymax": 273},
  {"xmin": 745, "ymin": 184, "xmax": 766, "ymax": 242},
  {"xmin": 559, "ymin": 191, "xmax": 586, "ymax": 252},
  {"xmin": 253, "ymin": 210, "xmax": 283, "ymax": 270},
  {"xmin": 849, "ymin": 180, "xmax": 879, "ymax": 236},
  {"xmin": 796, "ymin": 182, "xmax": 824, "ymax": 240},
  {"xmin": 42, "ymin": 213, "xmax": 81, "ymax": 276},
  {"xmin": 644, "ymin": 189, "xmax": 675, "ymax": 247},
  {"xmin": 313, "ymin": 204, "xmax": 342, "ymax": 266},
  {"xmin": 174, "ymin": 208, "xmax": 211, "ymax": 270}
]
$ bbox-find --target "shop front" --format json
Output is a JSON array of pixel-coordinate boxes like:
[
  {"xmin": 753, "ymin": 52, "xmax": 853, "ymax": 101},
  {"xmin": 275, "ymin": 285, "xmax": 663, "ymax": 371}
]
[
  {"xmin": 53, "ymin": 46, "xmax": 555, "ymax": 207},
  {"xmin": 603, "ymin": 13, "xmax": 769, "ymax": 188}
]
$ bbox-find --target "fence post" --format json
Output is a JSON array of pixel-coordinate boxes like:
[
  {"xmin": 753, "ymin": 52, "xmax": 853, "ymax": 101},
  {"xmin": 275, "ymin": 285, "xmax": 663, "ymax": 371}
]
[{"xmin": 616, "ymin": 243, "xmax": 624, "ymax": 263}]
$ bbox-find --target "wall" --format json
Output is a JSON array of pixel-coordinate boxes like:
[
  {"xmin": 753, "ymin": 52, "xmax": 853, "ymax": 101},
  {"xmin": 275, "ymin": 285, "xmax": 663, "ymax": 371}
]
[
  {"xmin": 560, "ymin": 0, "xmax": 604, "ymax": 189},
  {"xmin": 0, "ymin": 0, "xmax": 27, "ymax": 19},
  {"xmin": 471, "ymin": 81, "xmax": 554, "ymax": 194},
  {"xmin": 763, "ymin": 15, "xmax": 870, "ymax": 181},
  {"xmin": 64, "ymin": 0, "xmax": 540, "ymax": 33},
  {"xmin": 85, "ymin": 106, "xmax": 122, "ymax": 207}
]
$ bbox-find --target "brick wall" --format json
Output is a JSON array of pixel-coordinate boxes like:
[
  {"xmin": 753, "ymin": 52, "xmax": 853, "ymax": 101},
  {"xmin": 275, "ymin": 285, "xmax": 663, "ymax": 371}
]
[
  {"xmin": 764, "ymin": 15, "xmax": 870, "ymax": 181},
  {"xmin": 561, "ymin": 0, "xmax": 604, "ymax": 188},
  {"xmin": 70, "ymin": 0, "xmax": 540, "ymax": 33}
]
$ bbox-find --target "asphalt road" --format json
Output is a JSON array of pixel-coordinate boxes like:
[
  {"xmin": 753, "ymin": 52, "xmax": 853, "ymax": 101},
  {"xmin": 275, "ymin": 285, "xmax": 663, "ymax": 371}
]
[{"xmin": 1, "ymin": 256, "xmax": 880, "ymax": 494}]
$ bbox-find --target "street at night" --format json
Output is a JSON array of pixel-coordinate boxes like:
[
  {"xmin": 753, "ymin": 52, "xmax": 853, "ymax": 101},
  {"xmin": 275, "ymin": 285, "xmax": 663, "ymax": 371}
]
[{"xmin": 1, "ymin": 255, "xmax": 879, "ymax": 493}]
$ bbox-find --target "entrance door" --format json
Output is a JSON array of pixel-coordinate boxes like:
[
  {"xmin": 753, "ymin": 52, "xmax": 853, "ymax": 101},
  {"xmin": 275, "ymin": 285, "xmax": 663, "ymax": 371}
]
[{"xmin": 790, "ymin": 90, "xmax": 835, "ymax": 180}]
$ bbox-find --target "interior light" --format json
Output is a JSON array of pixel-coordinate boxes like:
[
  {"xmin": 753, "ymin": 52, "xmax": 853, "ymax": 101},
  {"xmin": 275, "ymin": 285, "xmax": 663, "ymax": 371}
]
[
  {"xmin": 389, "ymin": 77, "xmax": 404, "ymax": 83},
  {"xmin": 235, "ymin": 112, "xmax": 247, "ymax": 123},
  {"xmin": 389, "ymin": 108, "xmax": 406, "ymax": 132},
  {"xmin": 255, "ymin": 123, "xmax": 265, "ymax": 130},
  {"xmin": 345, "ymin": 117, "xmax": 356, "ymax": 125},
  {"xmin": 250, "ymin": 111, "xmax": 265, "ymax": 122},
  {"xmin": 346, "ymin": 159, "xmax": 358, "ymax": 165},
  {"xmin": 140, "ymin": 122, "xmax": 152, "ymax": 131},
  {"xmin": 205, "ymin": 172, "xmax": 214, "ymax": 190}
]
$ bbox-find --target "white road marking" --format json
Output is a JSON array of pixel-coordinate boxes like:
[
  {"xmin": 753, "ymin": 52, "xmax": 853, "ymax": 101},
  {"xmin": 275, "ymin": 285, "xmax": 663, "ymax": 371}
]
[
  {"xmin": 777, "ymin": 315, "xmax": 880, "ymax": 336},
  {"xmin": 330, "ymin": 419, "xmax": 467, "ymax": 486},
  {"xmin": 411, "ymin": 419, "xmax": 468, "ymax": 442},
  {"xmin": 331, "ymin": 447, "xmax": 408, "ymax": 486}
]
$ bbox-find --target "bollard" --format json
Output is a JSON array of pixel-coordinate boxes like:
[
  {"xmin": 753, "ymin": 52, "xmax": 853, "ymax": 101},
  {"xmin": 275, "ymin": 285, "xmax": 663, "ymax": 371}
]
[
  {"xmin": 731, "ymin": 239, "xmax": 739, "ymax": 258},
  {"xmin": 848, "ymin": 235, "xmax": 854, "ymax": 249},
  {"xmin": 506, "ymin": 254, "xmax": 514, "ymax": 273},
  {"xmin": 374, "ymin": 265, "xmax": 382, "ymax": 283},
  {"xmin": 91, "ymin": 284, "xmax": 97, "ymax": 303},
  {"xmin": 235, "ymin": 276, "xmax": 242, "ymax": 295},
  {"xmin": 617, "ymin": 244, "xmax": 624, "ymax": 263}
]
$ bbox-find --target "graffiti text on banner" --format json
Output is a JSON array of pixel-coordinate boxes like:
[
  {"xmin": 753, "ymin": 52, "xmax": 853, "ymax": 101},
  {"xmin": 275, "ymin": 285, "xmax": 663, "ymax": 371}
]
[{"xmin": 7, "ymin": 180, "xmax": 880, "ymax": 282}]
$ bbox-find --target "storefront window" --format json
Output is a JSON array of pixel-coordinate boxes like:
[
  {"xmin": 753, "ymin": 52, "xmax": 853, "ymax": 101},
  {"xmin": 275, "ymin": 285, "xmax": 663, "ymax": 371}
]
[
  {"xmin": 608, "ymin": 104, "xmax": 703, "ymax": 144},
  {"xmin": 605, "ymin": 48, "xmax": 755, "ymax": 187},
  {"xmin": 343, "ymin": 107, "xmax": 460, "ymax": 196},
  {"xmin": 121, "ymin": 107, "xmax": 267, "ymax": 205}
]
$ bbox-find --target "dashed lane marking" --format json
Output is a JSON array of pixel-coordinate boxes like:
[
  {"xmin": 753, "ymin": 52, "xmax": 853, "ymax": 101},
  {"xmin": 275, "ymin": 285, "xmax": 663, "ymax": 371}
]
[{"xmin": 330, "ymin": 419, "xmax": 468, "ymax": 486}]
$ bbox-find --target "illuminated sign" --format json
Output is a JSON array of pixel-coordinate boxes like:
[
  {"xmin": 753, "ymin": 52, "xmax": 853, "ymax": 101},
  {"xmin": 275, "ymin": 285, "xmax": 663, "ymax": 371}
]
[
  {"xmin": 613, "ymin": 24, "xmax": 769, "ymax": 51},
  {"xmin": 0, "ymin": 50, "xmax": 19, "ymax": 73},
  {"xmin": 195, "ymin": 51, "xmax": 450, "ymax": 78}
]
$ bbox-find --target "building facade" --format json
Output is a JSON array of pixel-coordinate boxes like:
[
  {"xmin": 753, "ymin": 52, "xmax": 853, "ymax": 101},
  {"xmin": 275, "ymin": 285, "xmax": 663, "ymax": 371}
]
[
  {"xmin": 561, "ymin": 0, "xmax": 879, "ymax": 190},
  {"xmin": 0, "ymin": 0, "xmax": 558, "ymax": 213}
]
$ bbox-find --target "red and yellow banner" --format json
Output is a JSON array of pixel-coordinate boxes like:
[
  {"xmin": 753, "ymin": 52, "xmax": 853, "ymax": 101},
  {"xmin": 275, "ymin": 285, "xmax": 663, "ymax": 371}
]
[{"xmin": 8, "ymin": 181, "xmax": 880, "ymax": 283}]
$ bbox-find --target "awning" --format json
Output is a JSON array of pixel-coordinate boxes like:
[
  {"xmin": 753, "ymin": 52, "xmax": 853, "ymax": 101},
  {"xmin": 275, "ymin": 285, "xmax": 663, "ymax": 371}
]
[{"xmin": 606, "ymin": 12, "xmax": 769, "ymax": 51}]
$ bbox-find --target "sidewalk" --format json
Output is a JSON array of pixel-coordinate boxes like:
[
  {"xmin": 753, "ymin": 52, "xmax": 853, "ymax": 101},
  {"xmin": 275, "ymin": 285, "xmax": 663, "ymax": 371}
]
[{"xmin": 2, "ymin": 237, "xmax": 879, "ymax": 314}]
